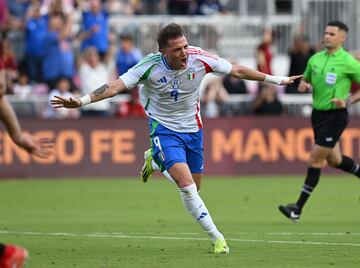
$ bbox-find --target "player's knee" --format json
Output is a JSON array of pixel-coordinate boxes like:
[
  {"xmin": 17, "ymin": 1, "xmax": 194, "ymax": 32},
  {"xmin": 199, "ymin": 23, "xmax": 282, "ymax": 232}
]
[
  {"xmin": 308, "ymin": 156, "xmax": 324, "ymax": 168},
  {"xmin": 327, "ymin": 158, "xmax": 340, "ymax": 168}
]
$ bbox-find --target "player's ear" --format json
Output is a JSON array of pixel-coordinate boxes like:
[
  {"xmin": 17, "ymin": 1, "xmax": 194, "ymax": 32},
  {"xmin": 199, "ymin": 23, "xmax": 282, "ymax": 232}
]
[{"xmin": 159, "ymin": 47, "xmax": 165, "ymax": 55}]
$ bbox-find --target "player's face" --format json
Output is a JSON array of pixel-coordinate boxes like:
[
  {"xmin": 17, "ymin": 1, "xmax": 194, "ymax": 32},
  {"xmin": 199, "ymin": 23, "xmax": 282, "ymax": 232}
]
[
  {"xmin": 162, "ymin": 36, "xmax": 188, "ymax": 70},
  {"xmin": 323, "ymin": 26, "xmax": 346, "ymax": 50}
]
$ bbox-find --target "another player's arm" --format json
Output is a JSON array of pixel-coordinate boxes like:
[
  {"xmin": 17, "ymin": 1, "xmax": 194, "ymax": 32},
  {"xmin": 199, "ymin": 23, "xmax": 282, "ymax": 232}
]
[
  {"xmin": 229, "ymin": 64, "xmax": 302, "ymax": 85},
  {"xmin": 298, "ymin": 57, "xmax": 313, "ymax": 93},
  {"xmin": 0, "ymin": 70, "xmax": 52, "ymax": 157},
  {"xmin": 51, "ymin": 79, "xmax": 127, "ymax": 108}
]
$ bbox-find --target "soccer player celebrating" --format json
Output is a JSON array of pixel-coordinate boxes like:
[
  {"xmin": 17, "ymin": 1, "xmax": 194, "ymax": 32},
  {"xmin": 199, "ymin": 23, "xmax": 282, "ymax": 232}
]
[
  {"xmin": 279, "ymin": 21, "xmax": 360, "ymax": 222},
  {"xmin": 51, "ymin": 23, "xmax": 301, "ymax": 253}
]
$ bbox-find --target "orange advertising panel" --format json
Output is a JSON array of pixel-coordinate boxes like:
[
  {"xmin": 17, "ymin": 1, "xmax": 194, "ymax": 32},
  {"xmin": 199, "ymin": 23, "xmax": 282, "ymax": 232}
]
[{"xmin": 0, "ymin": 117, "xmax": 359, "ymax": 178}]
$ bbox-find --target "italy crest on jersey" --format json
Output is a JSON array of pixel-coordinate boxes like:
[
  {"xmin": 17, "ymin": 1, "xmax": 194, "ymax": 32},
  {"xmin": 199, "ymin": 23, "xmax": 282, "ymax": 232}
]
[
  {"xmin": 187, "ymin": 68, "xmax": 196, "ymax": 80},
  {"xmin": 171, "ymin": 78, "xmax": 180, "ymax": 89}
]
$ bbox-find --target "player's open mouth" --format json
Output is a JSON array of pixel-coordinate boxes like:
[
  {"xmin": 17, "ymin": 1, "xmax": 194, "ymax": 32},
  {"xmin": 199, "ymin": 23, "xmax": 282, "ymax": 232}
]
[{"xmin": 180, "ymin": 58, "xmax": 187, "ymax": 66}]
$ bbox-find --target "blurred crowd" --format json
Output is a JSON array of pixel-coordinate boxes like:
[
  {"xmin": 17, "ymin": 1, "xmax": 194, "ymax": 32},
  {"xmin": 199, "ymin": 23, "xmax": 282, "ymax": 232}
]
[
  {"xmin": 0, "ymin": 0, "xmax": 226, "ymax": 119},
  {"xmin": 0, "ymin": 0, "xmax": 359, "ymax": 119}
]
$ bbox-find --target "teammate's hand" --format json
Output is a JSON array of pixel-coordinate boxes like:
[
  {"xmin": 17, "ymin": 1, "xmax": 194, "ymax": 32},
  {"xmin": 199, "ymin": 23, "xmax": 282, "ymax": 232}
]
[
  {"xmin": 19, "ymin": 132, "xmax": 53, "ymax": 158},
  {"xmin": 331, "ymin": 98, "xmax": 347, "ymax": 108},
  {"xmin": 50, "ymin": 96, "xmax": 82, "ymax": 109},
  {"xmin": 298, "ymin": 80, "xmax": 312, "ymax": 92},
  {"xmin": 280, "ymin": 75, "xmax": 303, "ymax": 85}
]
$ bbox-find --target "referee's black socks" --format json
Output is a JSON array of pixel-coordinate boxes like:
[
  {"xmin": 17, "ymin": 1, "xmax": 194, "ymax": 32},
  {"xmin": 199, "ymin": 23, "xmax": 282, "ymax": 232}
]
[
  {"xmin": 296, "ymin": 167, "xmax": 321, "ymax": 210},
  {"xmin": 336, "ymin": 155, "xmax": 360, "ymax": 178}
]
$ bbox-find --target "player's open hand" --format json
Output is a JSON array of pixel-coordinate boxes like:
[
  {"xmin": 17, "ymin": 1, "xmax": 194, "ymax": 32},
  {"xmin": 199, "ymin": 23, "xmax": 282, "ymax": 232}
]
[
  {"xmin": 280, "ymin": 75, "xmax": 303, "ymax": 85},
  {"xmin": 331, "ymin": 98, "xmax": 347, "ymax": 108},
  {"xmin": 50, "ymin": 96, "xmax": 81, "ymax": 109},
  {"xmin": 19, "ymin": 132, "xmax": 53, "ymax": 158},
  {"xmin": 298, "ymin": 80, "xmax": 312, "ymax": 92}
]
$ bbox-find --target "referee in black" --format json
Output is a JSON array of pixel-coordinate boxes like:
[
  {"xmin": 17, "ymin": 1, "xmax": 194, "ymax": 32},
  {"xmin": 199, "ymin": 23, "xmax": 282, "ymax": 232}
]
[{"xmin": 279, "ymin": 21, "xmax": 360, "ymax": 222}]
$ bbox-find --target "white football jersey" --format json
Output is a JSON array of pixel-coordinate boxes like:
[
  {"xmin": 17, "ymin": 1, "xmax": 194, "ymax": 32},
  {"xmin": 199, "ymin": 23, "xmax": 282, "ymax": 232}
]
[{"xmin": 119, "ymin": 46, "xmax": 232, "ymax": 132}]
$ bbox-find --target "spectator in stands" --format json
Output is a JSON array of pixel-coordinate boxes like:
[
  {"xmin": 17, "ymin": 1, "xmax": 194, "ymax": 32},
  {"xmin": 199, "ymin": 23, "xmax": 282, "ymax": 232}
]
[
  {"xmin": 168, "ymin": 0, "xmax": 194, "ymax": 15},
  {"xmin": 7, "ymin": 0, "xmax": 30, "ymax": 20},
  {"xmin": 24, "ymin": 2, "xmax": 48, "ymax": 83},
  {"xmin": 285, "ymin": 34, "xmax": 315, "ymax": 94},
  {"xmin": 13, "ymin": 72, "xmax": 32, "ymax": 99},
  {"xmin": 256, "ymin": 27, "xmax": 273, "ymax": 75},
  {"xmin": 142, "ymin": 0, "xmax": 167, "ymax": 14},
  {"xmin": 79, "ymin": 0, "xmax": 109, "ymax": 59},
  {"xmin": 1, "ymin": 35, "xmax": 18, "ymax": 94},
  {"xmin": 116, "ymin": 33, "xmax": 142, "ymax": 77},
  {"xmin": 0, "ymin": 0, "xmax": 9, "ymax": 31},
  {"xmin": 195, "ymin": 0, "xmax": 224, "ymax": 15},
  {"xmin": 6, "ymin": 0, "xmax": 30, "ymax": 62},
  {"xmin": 221, "ymin": 71, "xmax": 250, "ymax": 115},
  {"xmin": 105, "ymin": 0, "xmax": 134, "ymax": 15},
  {"xmin": 116, "ymin": 86, "xmax": 146, "ymax": 118},
  {"xmin": 252, "ymin": 83, "xmax": 283, "ymax": 115},
  {"xmin": 79, "ymin": 46, "xmax": 113, "ymax": 117},
  {"xmin": 201, "ymin": 76, "xmax": 228, "ymax": 118},
  {"xmin": 46, "ymin": 77, "xmax": 79, "ymax": 119},
  {"xmin": 42, "ymin": 13, "xmax": 74, "ymax": 89},
  {"xmin": 40, "ymin": 0, "xmax": 74, "ymax": 16},
  {"xmin": 222, "ymin": 74, "xmax": 248, "ymax": 94}
]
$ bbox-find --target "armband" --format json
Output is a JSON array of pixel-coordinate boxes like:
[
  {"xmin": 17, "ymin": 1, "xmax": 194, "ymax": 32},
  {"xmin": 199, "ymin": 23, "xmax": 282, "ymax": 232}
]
[
  {"xmin": 80, "ymin": 95, "xmax": 91, "ymax": 106},
  {"xmin": 264, "ymin": 74, "xmax": 289, "ymax": 85}
]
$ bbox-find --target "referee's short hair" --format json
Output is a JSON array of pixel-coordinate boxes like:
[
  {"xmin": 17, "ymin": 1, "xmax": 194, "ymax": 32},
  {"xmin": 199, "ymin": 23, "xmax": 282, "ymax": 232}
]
[{"xmin": 327, "ymin": 21, "xmax": 349, "ymax": 33}]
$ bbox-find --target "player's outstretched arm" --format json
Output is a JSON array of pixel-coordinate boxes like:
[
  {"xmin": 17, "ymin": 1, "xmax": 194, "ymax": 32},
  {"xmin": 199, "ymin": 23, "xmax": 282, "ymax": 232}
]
[
  {"xmin": 230, "ymin": 64, "xmax": 302, "ymax": 85},
  {"xmin": 51, "ymin": 79, "xmax": 127, "ymax": 109}
]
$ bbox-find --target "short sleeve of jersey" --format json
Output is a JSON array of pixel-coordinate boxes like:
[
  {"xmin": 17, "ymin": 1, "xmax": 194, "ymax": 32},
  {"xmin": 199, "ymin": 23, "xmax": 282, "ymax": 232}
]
[
  {"xmin": 346, "ymin": 55, "xmax": 360, "ymax": 84},
  {"xmin": 303, "ymin": 55, "xmax": 313, "ymax": 81},
  {"xmin": 189, "ymin": 47, "xmax": 232, "ymax": 75},
  {"xmin": 119, "ymin": 53, "xmax": 157, "ymax": 89}
]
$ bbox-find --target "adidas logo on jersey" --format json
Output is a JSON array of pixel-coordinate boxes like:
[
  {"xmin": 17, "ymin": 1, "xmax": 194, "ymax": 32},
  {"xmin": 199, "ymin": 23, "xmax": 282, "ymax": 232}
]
[{"xmin": 157, "ymin": 76, "xmax": 167, "ymax": 83}]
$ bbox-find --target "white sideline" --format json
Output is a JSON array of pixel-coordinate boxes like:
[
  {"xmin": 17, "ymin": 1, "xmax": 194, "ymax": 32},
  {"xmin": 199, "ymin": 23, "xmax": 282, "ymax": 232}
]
[
  {"xmin": 0, "ymin": 230, "xmax": 360, "ymax": 247},
  {"xmin": 267, "ymin": 232, "xmax": 360, "ymax": 236}
]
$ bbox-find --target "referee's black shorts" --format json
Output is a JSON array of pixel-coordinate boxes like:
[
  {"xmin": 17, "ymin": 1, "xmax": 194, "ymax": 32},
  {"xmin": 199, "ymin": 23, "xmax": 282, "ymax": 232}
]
[{"xmin": 311, "ymin": 108, "xmax": 348, "ymax": 148}]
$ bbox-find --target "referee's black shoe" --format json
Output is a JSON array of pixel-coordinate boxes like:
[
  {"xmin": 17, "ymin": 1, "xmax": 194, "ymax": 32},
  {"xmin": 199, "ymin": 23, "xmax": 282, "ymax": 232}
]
[{"xmin": 278, "ymin": 204, "xmax": 301, "ymax": 222}]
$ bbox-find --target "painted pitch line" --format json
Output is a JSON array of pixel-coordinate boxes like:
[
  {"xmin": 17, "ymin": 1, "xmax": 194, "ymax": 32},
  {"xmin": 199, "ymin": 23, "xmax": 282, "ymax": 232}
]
[
  {"xmin": 267, "ymin": 232, "xmax": 360, "ymax": 236},
  {"xmin": 1, "ymin": 230, "xmax": 360, "ymax": 247}
]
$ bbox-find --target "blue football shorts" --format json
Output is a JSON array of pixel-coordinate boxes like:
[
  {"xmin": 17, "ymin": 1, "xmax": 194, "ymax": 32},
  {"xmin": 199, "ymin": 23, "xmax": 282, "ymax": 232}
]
[{"xmin": 148, "ymin": 119, "xmax": 204, "ymax": 173}]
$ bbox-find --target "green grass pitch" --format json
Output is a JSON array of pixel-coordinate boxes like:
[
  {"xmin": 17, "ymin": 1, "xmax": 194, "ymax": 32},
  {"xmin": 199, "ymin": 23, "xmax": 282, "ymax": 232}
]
[{"xmin": 0, "ymin": 176, "xmax": 359, "ymax": 267}]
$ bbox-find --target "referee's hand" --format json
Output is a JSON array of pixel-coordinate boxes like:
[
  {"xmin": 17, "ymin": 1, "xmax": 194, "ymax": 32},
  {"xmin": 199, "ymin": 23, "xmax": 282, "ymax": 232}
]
[
  {"xmin": 331, "ymin": 98, "xmax": 347, "ymax": 108},
  {"xmin": 298, "ymin": 80, "xmax": 311, "ymax": 92}
]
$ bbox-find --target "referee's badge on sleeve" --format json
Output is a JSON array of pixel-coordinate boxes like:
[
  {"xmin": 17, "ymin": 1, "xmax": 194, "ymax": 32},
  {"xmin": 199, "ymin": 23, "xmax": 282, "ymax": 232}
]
[{"xmin": 325, "ymin": 72, "xmax": 337, "ymax": 85}]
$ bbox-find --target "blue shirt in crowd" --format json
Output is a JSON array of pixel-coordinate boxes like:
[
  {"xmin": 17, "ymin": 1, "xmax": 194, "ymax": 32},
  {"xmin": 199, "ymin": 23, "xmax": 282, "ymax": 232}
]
[
  {"xmin": 116, "ymin": 48, "xmax": 142, "ymax": 76},
  {"xmin": 81, "ymin": 10, "xmax": 109, "ymax": 54},
  {"xmin": 25, "ymin": 15, "xmax": 48, "ymax": 57},
  {"xmin": 42, "ymin": 31, "xmax": 74, "ymax": 81}
]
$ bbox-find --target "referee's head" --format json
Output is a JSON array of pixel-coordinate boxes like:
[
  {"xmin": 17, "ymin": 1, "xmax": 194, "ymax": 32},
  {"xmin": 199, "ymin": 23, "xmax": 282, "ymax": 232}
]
[
  {"xmin": 327, "ymin": 21, "xmax": 349, "ymax": 33},
  {"xmin": 324, "ymin": 21, "xmax": 348, "ymax": 50}
]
